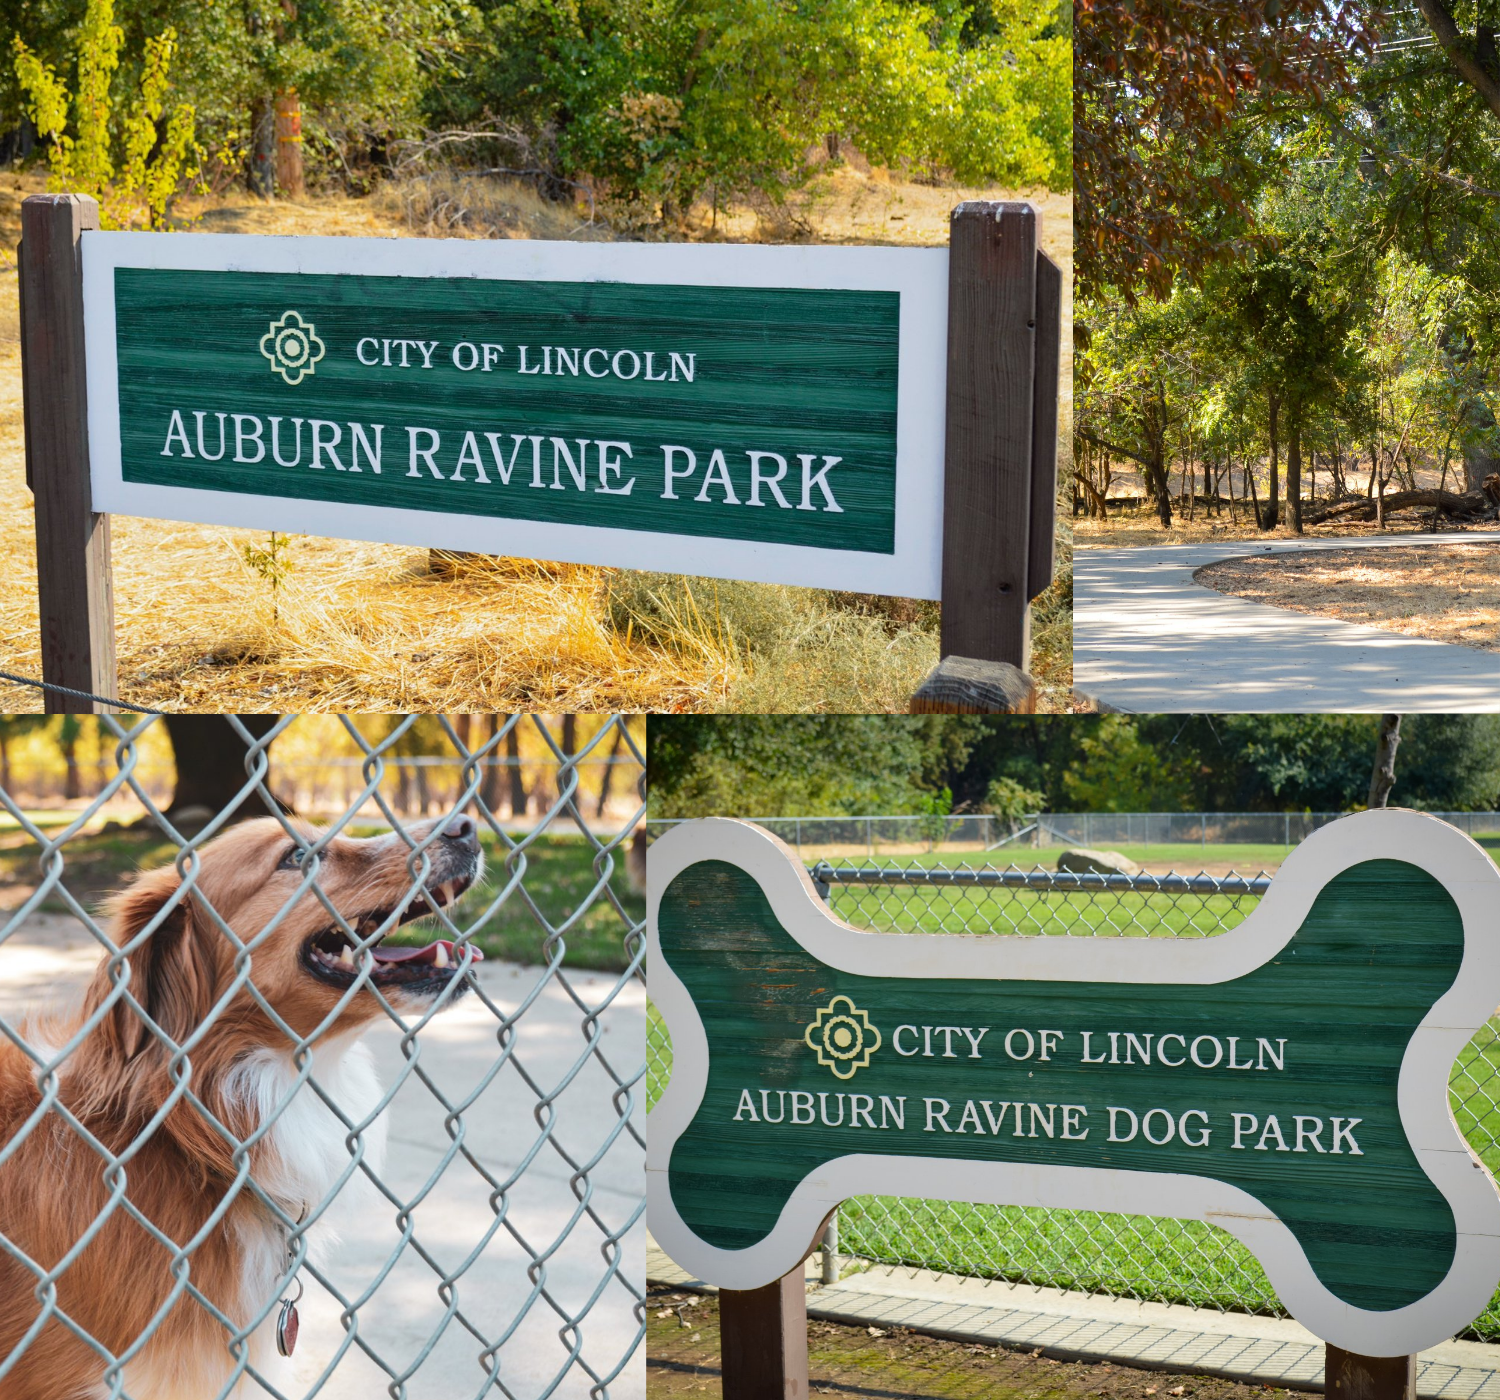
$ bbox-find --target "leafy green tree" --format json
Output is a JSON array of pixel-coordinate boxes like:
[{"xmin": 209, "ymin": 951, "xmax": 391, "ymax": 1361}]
[
  {"xmin": 649, "ymin": 716, "xmax": 1500, "ymax": 822},
  {"xmin": 431, "ymin": 0, "xmax": 1068, "ymax": 219},
  {"xmin": 1, "ymin": 0, "xmax": 463, "ymax": 191},
  {"xmin": 648, "ymin": 716, "xmax": 942, "ymax": 818},
  {"xmin": 1075, "ymin": 0, "xmax": 1373, "ymax": 301},
  {"xmin": 13, "ymin": 0, "xmax": 195, "ymax": 226},
  {"xmin": 1198, "ymin": 226, "xmax": 1366, "ymax": 530},
  {"xmin": 1392, "ymin": 715, "xmax": 1500, "ymax": 810}
]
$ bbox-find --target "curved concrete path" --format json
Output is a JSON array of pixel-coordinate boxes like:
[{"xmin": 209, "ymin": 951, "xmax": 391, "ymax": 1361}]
[{"xmin": 1075, "ymin": 532, "xmax": 1500, "ymax": 713}]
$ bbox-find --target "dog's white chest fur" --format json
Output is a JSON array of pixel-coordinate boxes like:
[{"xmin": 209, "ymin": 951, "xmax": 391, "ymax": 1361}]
[{"xmin": 121, "ymin": 1035, "xmax": 388, "ymax": 1400}]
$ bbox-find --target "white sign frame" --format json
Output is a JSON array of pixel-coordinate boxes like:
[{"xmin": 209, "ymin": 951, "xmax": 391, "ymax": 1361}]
[
  {"xmin": 647, "ymin": 812, "xmax": 1500, "ymax": 1356},
  {"xmin": 81, "ymin": 232, "xmax": 949, "ymax": 598}
]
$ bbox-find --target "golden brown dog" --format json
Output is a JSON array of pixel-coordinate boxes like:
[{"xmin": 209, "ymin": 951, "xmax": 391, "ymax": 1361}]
[{"xmin": 0, "ymin": 814, "xmax": 485, "ymax": 1400}]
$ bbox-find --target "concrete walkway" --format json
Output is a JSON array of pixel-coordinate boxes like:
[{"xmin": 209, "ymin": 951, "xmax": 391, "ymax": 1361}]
[
  {"xmin": 649, "ymin": 1238, "xmax": 1500, "ymax": 1398},
  {"xmin": 0, "ymin": 915, "xmax": 645, "ymax": 1400},
  {"xmin": 1075, "ymin": 533, "xmax": 1500, "ymax": 713}
]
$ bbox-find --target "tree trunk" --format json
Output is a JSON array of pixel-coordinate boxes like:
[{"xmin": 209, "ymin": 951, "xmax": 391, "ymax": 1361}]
[
  {"xmin": 1146, "ymin": 383, "xmax": 1173, "ymax": 527},
  {"xmin": 1305, "ymin": 485, "xmax": 1497, "ymax": 526},
  {"xmin": 1146, "ymin": 450, "xmax": 1170, "ymax": 528},
  {"xmin": 1286, "ymin": 410, "xmax": 1304, "ymax": 534},
  {"xmin": 1368, "ymin": 715, "xmax": 1402, "ymax": 809},
  {"xmin": 1266, "ymin": 391, "xmax": 1281, "ymax": 530},
  {"xmin": 274, "ymin": 90, "xmax": 304, "ymax": 198},
  {"xmin": 249, "ymin": 96, "xmax": 275, "ymax": 196},
  {"xmin": 506, "ymin": 723, "xmax": 527, "ymax": 819},
  {"xmin": 1463, "ymin": 399, "xmax": 1500, "ymax": 491},
  {"xmin": 59, "ymin": 718, "xmax": 81, "ymax": 801},
  {"xmin": 480, "ymin": 715, "xmax": 505, "ymax": 816},
  {"xmin": 162, "ymin": 717, "xmax": 287, "ymax": 822},
  {"xmin": 595, "ymin": 723, "xmax": 626, "ymax": 818}
]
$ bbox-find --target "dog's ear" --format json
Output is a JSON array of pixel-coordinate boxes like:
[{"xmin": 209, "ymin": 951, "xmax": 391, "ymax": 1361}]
[{"xmin": 98, "ymin": 867, "xmax": 218, "ymax": 1060}]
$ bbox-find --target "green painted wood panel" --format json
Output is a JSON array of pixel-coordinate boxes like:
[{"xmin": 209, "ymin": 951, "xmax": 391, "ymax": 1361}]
[
  {"xmin": 657, "ymin": 858, "xmax": 1464, "ymax": 1314},
  {"xmin": 113, "ymin": 268, "xmax": 900, "ymax": 552}
]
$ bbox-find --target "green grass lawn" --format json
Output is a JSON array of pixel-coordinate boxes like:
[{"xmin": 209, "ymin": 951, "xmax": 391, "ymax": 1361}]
[
  {"xmin": 825, "ymin": 885, "xmax": 1261, "ymax": 939},
  {"xmin": 827, "ymin": 843, "xmax": 1291, "ymax": 873},
  {"xmin": 0, "ymin": 825, "xmax": 641, "ymax": 972}
]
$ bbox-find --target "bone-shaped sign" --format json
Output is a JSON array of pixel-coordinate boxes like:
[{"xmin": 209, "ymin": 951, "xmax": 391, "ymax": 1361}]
[{"xmin": 647, "ymin": 812, "xmax": 1500, "ymax": 1356}]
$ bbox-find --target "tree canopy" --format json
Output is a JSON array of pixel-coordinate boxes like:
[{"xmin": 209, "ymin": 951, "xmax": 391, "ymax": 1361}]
[
  {"xmin": 1077, "ymin": 2, "xmax": 1500, "ymax": 530},
  {"xmin": 1, "ymin": 0, "xmax": 1070, "ymax": 211},
  {"xmin": 647, "ymin": 715, "xmax": 1500, "ymax": 817}
]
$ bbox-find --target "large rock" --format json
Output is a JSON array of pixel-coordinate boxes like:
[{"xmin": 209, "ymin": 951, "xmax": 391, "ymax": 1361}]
[{"xmin": 1057, "ymin": 847, "xmax": 1141, "ymax": 877}]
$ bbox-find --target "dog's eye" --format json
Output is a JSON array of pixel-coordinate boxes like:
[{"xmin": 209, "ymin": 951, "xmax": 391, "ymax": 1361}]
[{"xmin": 278, "ymin": 845, "xmax": 309, "ymax": 871}]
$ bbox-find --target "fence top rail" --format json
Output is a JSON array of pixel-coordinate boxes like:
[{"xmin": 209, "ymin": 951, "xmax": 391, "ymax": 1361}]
[
  {"xmin": 648, "ymin": 811, "xmax": 1500, "ymax": 824},
  {"xmin": 807, "ymin": 862, "xmax": 1273, "ymax": 895}
]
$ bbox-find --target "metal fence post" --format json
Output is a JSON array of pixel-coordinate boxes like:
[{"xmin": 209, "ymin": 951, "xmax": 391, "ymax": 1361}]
[
  {"xmin": 821, "ymin": 1215, "xmax": 839, "ymax": 1286},
  {"xmin": 940, "ymin": 202, "xmax": 1039, "ymax": 669},
  {"xmin": 20, "ymin": 193, "xmax": 116, "ymax": 713}
]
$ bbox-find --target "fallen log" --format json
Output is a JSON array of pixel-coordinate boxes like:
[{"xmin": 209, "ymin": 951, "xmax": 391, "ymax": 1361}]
[{"xmin": 1304, "ymin": 487, "xmax": 1497, "ymax": 525}]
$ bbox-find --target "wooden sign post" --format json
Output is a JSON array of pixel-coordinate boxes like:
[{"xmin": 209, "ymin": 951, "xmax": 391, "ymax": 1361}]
[
  {"xmin": 19, "ymin": 194, "xmax": 115, "ymax": 712},
  {"xmin": 648, "ymin": 812, "xmax": 1500, "ymax": 1399},
  {"xmin": 17, "ymin": 194, "xmax": 1058, "ymax": 712}
]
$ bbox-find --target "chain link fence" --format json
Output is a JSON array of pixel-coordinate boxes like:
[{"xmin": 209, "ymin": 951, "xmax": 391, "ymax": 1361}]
[
  {"xmin": 648, "ymin": 811, "xmax": 1500, "ymax": 857},
  {"xmin": 645, "ymin": 828, "xmax": 1500, "ymax": 1342},
  {"xmin": 0, "ymin": 715, "xmax": 645, "ymax": 1399}
]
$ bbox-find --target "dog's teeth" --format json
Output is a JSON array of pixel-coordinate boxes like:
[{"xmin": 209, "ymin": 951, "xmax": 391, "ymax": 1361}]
[{"xmin": 338, "ymin": 945, "xmax": 354, "ymax": 967}]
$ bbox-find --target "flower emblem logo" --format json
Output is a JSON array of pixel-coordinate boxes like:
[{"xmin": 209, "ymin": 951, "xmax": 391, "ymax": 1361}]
[
  {"xmin": 803, "ymin": 995, "xmax": 881, "ymax": 1081},
  {"xmin": 260, "ymin": 310, "xmax": 326, "ymax": 385}
]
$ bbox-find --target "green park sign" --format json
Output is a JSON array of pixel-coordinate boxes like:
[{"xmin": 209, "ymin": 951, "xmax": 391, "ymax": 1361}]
[
  {"xmin": 22, "ymin": 195, "xmax": 1057, "ymax": 710},
  {"xmin": 82, "ymin": 232, "xmax": 948, "ymax": 597},
  {"xmin": 647, "ymin": 812, "xmax": 1500, "ymax": 1357}
]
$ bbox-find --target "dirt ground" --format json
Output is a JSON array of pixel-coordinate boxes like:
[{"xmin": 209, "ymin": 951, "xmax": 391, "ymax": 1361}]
[
  {"xmin": 1194, "ymin": 542, "xmax": 1500, "ymax": 651},
  {"xmin": 0, "ymin": 169, "xmax": 1071, "ymax": 714},
  {"xmin": 647, "ymin": 1288, "xmax": 1306, "ymax": 1400}
]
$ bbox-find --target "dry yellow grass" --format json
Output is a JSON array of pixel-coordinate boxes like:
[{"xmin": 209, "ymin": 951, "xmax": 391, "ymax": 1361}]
[
  {"xmin": 1195, "ymin": 542, "xmax": 1500, "ymax": 650},
  {"xmin": 0, "ymin": 167, "xmax": 1070, "ymax": 714}
]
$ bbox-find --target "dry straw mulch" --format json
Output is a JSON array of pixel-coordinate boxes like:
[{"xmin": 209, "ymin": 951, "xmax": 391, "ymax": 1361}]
[{"xmin": 1194, "ymin": 542, "xmax": 1500, "ymax": 651}]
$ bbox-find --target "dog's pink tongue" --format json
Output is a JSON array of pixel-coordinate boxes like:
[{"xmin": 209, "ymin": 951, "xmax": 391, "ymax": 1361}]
[{"xmin": 370, "ymin": 940, "xmax": 484, "ymax": 965}]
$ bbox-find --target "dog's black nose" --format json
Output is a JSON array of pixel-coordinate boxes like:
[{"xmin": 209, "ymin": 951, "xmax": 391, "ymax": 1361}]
[{"xmin": 443, "ymin": 813, "xmax": 480, "ymax": 851}]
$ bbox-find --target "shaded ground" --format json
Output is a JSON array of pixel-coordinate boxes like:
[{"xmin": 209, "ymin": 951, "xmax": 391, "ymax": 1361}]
[
  {"xmin": 1194, "ymin": 544, "xmax": 1500, "ymax": 652},
  {"xmin": 646, "ymin": 1288, "xmax": 1307, "ymax": 1400},
  {"xmin": 1073, "ymin": 511, "xmax": 1495, "ymax": 550}
]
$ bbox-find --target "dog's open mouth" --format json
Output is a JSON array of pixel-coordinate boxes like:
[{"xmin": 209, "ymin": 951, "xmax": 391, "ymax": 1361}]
[{"xmin": 302, "ymin": 873, "xmax": 484, "ymax": 988}]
